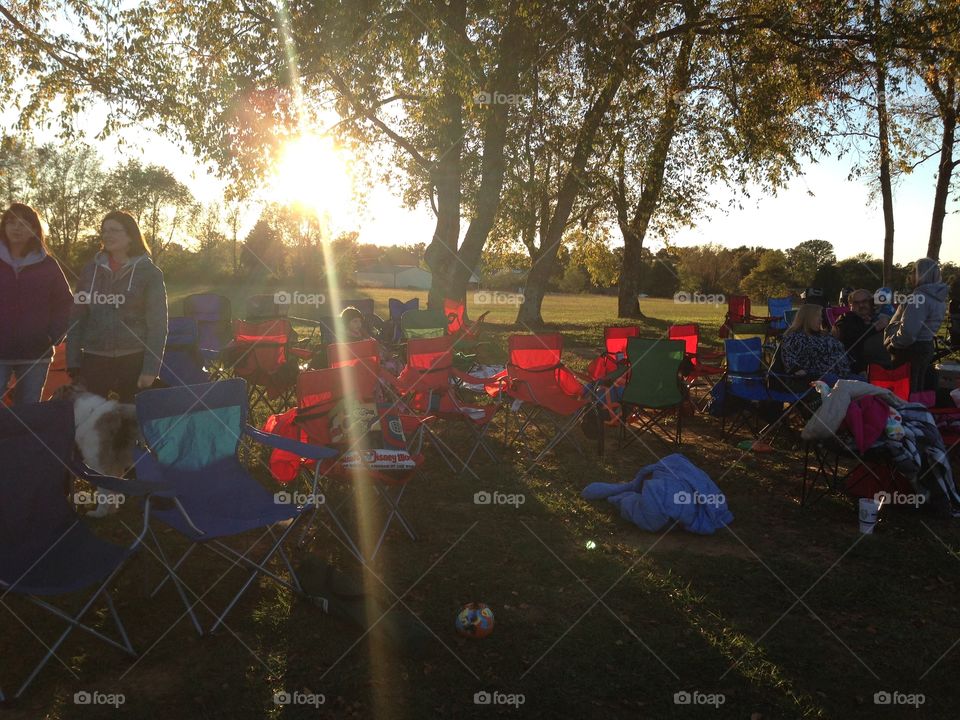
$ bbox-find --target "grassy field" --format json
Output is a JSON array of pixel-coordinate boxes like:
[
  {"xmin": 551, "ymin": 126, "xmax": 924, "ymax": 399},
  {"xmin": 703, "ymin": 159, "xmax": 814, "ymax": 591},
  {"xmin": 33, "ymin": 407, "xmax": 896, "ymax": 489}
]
[{"xmin": 4, "ymin": 284, "xmax": 960, "ymax": 719}]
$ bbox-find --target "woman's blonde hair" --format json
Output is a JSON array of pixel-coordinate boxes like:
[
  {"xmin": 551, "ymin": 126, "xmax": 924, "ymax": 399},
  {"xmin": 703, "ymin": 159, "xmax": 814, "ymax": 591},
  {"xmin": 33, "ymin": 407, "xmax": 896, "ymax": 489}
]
[{"xmin": 785, "ymin": 303, "xmax": 823, "ymax": 335}]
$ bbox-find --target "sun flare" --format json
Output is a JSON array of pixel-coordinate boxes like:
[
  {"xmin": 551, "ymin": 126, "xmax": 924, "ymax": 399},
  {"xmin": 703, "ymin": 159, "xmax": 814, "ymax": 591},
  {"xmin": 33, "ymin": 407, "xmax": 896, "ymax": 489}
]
[{"xmin": 268, "ymin": 133, "xmax": 352, "ymax": 218}]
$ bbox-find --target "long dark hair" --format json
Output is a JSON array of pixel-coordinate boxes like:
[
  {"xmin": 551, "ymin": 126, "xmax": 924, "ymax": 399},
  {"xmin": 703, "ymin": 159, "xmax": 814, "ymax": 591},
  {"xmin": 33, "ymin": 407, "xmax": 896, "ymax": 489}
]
[
  {"xmin": 100, "ymin": 210, "xmax": 151, "ymax": 257},
  {"xmin": 0, "ymin": 203, "xmax": 47, "ymax": 254}
]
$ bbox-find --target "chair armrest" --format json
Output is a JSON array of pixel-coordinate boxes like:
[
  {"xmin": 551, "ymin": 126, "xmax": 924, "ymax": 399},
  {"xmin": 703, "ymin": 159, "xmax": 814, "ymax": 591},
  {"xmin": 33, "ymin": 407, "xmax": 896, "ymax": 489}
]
[
  {"xmin": 451, "ymin": 367, "xmax": 506, "ymax": 388},
  {"xmin": 244, "ymin": 424, "xmax": 339, "ymax": 460},
  {"xmin": 69, "ymin": 455, "xmax": 173, "ymax": 496}
]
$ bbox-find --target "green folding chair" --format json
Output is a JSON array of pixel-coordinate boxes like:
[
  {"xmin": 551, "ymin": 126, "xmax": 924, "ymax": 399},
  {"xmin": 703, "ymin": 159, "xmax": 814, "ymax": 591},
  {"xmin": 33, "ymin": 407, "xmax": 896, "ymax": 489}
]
[
  {"xmin": 400, "ymin": 308, "xmax": 447, "ymax": 340},
  {"xmin": 619, "ymin": 337, "xmax": 686, "ymax": 445}
]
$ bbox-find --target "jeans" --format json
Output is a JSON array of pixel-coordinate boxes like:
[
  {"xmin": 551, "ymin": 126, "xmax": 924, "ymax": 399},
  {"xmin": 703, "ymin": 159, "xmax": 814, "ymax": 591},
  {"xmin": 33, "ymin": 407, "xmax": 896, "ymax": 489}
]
[{"xmin": 0, "ymin": 361, "xmax": 51, "ymax": 406}]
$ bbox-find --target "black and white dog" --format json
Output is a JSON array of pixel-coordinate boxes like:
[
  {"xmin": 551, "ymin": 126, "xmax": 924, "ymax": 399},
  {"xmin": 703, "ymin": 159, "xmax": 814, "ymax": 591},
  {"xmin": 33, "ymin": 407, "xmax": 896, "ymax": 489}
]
[{"xmin": 53, "ymin": 385, "xmax": 141, "ymax": 517}]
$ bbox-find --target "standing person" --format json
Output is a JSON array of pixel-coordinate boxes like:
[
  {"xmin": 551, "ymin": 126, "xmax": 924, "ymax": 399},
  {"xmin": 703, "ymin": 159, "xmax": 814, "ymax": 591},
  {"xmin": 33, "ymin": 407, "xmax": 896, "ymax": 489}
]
[
  {"xmin": 884, "ymin": 257, "xmax": 947, "ymax": 393},
  {"xmin": 67, "ymin": 211, "xmax": 168, "ymax": 403},
  {"xmin": 0, "ymin": 203, "xmax": 73, "ymax": 405},
  {"xmin": 832, "ymin": 289, "xmax": 891, "ymax": 373}
]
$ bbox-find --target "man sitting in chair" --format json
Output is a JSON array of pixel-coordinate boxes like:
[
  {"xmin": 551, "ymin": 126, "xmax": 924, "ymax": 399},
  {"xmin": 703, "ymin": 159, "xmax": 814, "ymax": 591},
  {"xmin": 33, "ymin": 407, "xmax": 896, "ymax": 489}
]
[{"xmin": 831, "ymin": 288, "xmax": 891, "ymax": 373}]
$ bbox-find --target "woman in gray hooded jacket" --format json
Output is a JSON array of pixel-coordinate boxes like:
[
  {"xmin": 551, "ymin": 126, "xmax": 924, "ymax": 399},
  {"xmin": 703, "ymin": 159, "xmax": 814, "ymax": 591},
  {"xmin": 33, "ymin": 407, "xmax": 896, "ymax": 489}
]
[
  {"xmin": 67, "ymin": 211, "xmax": 168, "ymax": 402},
  {"xmin": 884, "ymin": 257, "xmax": 948, "ymax": 392}
]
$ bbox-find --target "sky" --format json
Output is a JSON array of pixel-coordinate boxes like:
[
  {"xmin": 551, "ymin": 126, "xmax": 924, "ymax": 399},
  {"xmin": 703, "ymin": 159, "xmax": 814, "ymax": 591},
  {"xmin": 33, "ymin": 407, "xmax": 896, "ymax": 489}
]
[{"xmin": 10, "ymin": 101, "xmax": 958, "ymax": 265}]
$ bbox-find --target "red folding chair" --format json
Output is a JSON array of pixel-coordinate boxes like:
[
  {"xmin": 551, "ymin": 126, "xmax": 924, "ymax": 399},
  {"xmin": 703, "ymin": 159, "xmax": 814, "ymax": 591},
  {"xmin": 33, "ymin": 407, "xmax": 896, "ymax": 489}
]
[
  {"xmin": 587, "ymin": 326, "xmax": 639, "ymax": 381},
  {"xmin": 224, "ymin": 319, "xmax": 309, "ymax": 413},
  {"xmin": 868, "ymin": 363, "xmax": 911, "ymax": 401},
  {"xmin": 668, "ymin": 324, "xmax": 724, "ymax": 410},
  {"xmin": 394, "ymin": 335, "xmax": 501, "ymax": 478},
  {"xmin": 720, "ymin": 295, "xmax": 767, "ymax": 338},
  {"xmin": 443, "ymin": 297, "xmax": 489, "ymax": 351},
  {"xmin": 495, "ymin": 333, "xmax": 602, "ymax": 469},
  {"xmin": 268, "ymin": 365, "xmax": 424, "ymax": 560}
]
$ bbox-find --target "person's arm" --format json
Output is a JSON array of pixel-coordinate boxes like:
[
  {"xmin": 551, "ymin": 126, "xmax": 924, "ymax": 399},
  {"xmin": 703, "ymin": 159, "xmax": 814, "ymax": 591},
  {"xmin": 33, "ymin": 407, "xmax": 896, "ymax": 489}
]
[
  {"xmin": 139, "ymin": 267, "xmax": 168, "ymax": 384},
  {"xmin": 47, "ymin": 259, "xmax": 74, "ymax": 346},
  {"xmin": 780, "ymin": 335, "xmax": 802, "ymax": 374},
  {"xmin": 887, "ymin": 300, "xmax": 922, "ymax": 348}
]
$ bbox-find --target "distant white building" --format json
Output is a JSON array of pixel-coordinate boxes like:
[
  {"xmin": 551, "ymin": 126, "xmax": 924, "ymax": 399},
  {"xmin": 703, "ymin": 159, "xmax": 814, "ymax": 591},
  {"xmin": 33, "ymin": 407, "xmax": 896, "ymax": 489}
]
[{"xmin": 356, "ymin": 264, "xmax": 433, "ymax": 289}]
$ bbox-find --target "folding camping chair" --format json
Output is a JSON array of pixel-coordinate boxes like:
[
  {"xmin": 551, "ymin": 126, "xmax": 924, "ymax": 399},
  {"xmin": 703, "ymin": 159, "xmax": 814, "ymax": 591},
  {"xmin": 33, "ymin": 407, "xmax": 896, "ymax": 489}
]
[
  {"xmin": 618, "ymin": 338, "xmax": 686, "ymax": 445},
  {"xmin": 223, "ymin": 318, "xmax": 308, "ymax": 414},
  {"xmin": 288, "ymin": 366, "xmax": 424, "ymax": 560},
  {"xmin": 720, "ymin": 295, "xmax": 766, "ymax": 338},
  {"xmin": 867, "ymin": 363, "xmax": 911, "ymax": 400},
  {"xmin": 668, "ymin": 324, "xmax": 724, "ymax": 410},
  {"xmin": 825, "ymin": 306, "xmax": 848, "ymax": 328},
  {"xmin": 0, "ymin": 400, "xmax": 154, "ymax": 699},
  {"xmin": 158, "ymin": 317, "xmax": 210, "ymax": 388},
  {"xmin": 387, "ymin": 297, "xmax": 420, "ymax": 344},
  {"xmin": 443, "ymin": 297, "xmax": 489, "ymax": 349},
  {"xmin": 720, "ymin": 337, "xmax": 814, "ymax": 445},
  {"xmin": 394, "ymin": 334, "xmax": 500, "ymax": 478},
  {"xmin": 496, "ymin": 333, "xmax": 601, "ymax": 469},
  {"xmin": 588, "ymin": 326, "xmax": 640, "ymax": 380},
  {"xmin": 134, "ymin": 379, "xmax": 335, "ymax": 634},
  {"xmin": 766, "ymin": 297, "xmax": 793, "ymax": 339},
  {"xmin": 183, "ymin": 293, "xmax": 232, "ymax": 378},
  {"xmin": 401, "ymin": 308, "xmax": 448, "ymax": 340}
]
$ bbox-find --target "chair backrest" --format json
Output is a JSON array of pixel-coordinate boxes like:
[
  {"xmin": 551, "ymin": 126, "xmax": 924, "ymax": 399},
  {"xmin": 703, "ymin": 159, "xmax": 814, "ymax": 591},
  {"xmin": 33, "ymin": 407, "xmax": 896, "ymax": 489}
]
[
  {"xmin": 825, "ymin": 306, "xmax": 848, "ymax": 327},
  {"xmin": 401, "ymin": 308, "xmax": 447, "ymax": 339},
  {"xmin": 444, "ymin": 298, "xmax": 467, "ymax": 334},
  {"xmin": 296, "ymin": 368, "xmax": 347, "ymax": 446},
  {"xmin": 508, "ymin": 333, "xmax": 564, "ymax": 372},
  {"xmin": 389, "ymin": 297, "xmax": 419, "ymax": 322},
  {"xmin": 230, "ymin": 319, "xmax": 294, "ymax": 376},
  {"xmin": 183, "ymin": 293, "xmax": 232, "ymax": 352},
  {"xmin": 727, "ymin": 295, "xmax": 751, "ymax": 321},
  {"xmin": 783, "ymin": 308, "xmax": 799, "ymax": 327},
  {"xmin": 160, "ymin": 317, "xmax": 210, "ymax": 387},
  {"xmin": 136, "ymin": 379, "xmax": 246, "ymax": 472},
  {"xmin": 604, "ymin": 326, "xmax": 641, "ymax": 356},
  {"xmin": 621, "ymin": 338, "xmax": 684, "ymax": 407},
  {"xmin": 667, "ymin": 324, "xmax": 699, "ymax": 362},
  {"xmin": 767, "ymin": 297, "xmax": 793, "ymax": 330},
  {"xmin": 730, "ymin": 323, "xmax": 767, "ymax": 344},
  {"xmin": 0, "ymin": 400, "xmax": 77, "ymax": 579},
  {"xmin": 725, "ymin": 337, "xmax": 764, "ymax": 374},
  {"xmin": 401, "ymin": 335, "xmax": 455, "ymax": 394},
  {"xmin": 868, "ymin": 363, "xmax": 911, "ymax": 400},
  {"xmin": 327, "ymin": 339, "xmax": 381, "ymax": 399}
]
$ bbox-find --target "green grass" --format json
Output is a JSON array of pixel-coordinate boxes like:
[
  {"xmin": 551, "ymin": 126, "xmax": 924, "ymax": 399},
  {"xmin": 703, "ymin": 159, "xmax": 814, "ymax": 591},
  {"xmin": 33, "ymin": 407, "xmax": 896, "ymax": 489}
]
[{"xmin": 4, "ymin": 284, "xmax": 960, "ymax": 719}]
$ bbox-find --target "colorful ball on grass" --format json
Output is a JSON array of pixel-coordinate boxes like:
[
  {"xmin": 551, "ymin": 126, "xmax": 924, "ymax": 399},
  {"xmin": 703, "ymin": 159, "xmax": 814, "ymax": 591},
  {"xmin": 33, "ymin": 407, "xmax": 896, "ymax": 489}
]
[{"xmin": 455, "ymin": 602, "xmax": 495, "ymax": 638}]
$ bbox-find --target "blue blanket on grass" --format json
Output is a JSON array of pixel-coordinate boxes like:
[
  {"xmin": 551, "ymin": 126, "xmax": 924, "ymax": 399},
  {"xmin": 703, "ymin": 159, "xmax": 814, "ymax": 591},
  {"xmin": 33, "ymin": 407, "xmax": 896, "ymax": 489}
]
[{"xmin": 581, "ymin": 453, "xmax": 733, "ymax": 534}]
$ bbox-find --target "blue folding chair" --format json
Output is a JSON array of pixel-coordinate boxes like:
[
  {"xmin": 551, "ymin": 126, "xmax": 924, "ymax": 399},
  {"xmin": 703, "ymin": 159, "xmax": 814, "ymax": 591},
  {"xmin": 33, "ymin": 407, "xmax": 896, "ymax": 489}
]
[
  {"xmin": 183, "ymin": 293, "xmax": 232, "ymax": 373},
  {"xmin": 721, "ymin": 337, "xmax": 812, "ymax": 443},
  {"xmin": 159, "ymin": 317, "xmax": 210, "ymax": 387},
  {"xmin": 767, "ymin": 297, "xmax": 793, "ymax": 334},
  {"xmin": 134, "ymin": 379, "xmax": 337, "ymax": 634},
  {"xmin": 388, "ymin": 297, "xmax": 419, "ymax": 344},
  {"xmin": 0, "ymin": 401, "xmax": 154, "ymax": 700}
]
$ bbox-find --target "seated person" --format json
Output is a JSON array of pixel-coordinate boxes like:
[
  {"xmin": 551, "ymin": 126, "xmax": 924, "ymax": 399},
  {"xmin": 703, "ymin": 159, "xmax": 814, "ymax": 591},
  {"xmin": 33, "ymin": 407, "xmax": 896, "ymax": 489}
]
[
  {"xmin": 780, "ymin": 303, "xmax": 854, "ymax": 381},
  {"xmin": 831, "ymin": 288, "xmax": 891, "ymax": 372},
  {"xmin": 884, "ymin": 257, "xmax": 948, "ymax": 392},
  {"xmin": 339, "ymin": 306, "xmax": 370, "ymax": 341},
  {"xmin": 949, "ymin": 276, "xmax": 960, "ymax": 348}
]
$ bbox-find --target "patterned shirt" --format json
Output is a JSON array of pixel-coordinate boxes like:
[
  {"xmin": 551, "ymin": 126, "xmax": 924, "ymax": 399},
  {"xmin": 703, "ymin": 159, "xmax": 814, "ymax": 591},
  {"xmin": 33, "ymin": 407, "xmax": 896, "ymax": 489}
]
[{"xmin": 781, "ymin": 331, "xmax": 852, "ymax": 378}]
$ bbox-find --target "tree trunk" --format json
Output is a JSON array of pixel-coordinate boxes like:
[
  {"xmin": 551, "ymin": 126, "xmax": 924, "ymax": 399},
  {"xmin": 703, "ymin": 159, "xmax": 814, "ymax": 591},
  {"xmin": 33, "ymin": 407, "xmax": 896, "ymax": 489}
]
[
  {"xmin": 616, "ymin": 27, "xmax": 695, "ymax": 319},
  {"xmin": 873, "ymin": 0, "xmax": 895, "ymax": 285},
  {"xmin": 928, "ymin": 99, "xmax": 956, "ymax": 261}
]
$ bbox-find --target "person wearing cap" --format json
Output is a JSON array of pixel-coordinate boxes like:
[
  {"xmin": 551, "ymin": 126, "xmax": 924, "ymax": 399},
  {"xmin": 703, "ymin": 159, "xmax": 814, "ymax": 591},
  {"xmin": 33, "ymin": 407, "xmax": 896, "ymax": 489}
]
[
  {"xmin": 883, "ymin": 257, "xmax": 948, "ymax": 392},
  {"xmin": 832, "ymin": 289, "xmax": 890, "ymax": 373}
]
